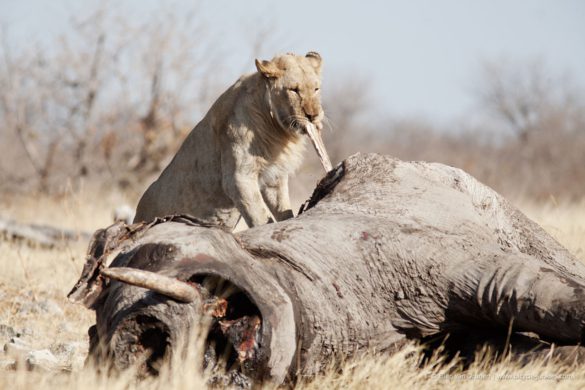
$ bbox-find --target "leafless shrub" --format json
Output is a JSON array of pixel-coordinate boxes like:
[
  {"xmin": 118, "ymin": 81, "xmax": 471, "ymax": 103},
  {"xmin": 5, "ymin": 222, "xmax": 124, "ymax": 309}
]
[
  {"xmin": 321, "ymin": 74, "xmax": 375, "ymax": 164},
  {"xmin": 469, "ymin": 60, "xmax": 584, "ymax": 199},
  {"xmin": 0, "ymin": 4, "xmax": 222, "ymax": 194},
  {"xmin": 319, "ymin": 61, "xmax": 584, "ymax": 201}
]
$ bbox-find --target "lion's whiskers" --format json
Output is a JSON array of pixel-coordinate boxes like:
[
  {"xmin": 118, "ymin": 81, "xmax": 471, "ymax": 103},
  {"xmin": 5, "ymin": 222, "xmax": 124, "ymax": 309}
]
[{"xmin": 322, "ymin": 114, "xmax": 335, "ymax": 133}]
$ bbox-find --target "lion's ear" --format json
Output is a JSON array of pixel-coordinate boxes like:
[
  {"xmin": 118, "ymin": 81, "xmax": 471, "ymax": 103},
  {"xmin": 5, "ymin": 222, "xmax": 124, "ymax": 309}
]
[
  {"xmin": 255, "ymin": 59, "xmax": 283, "ymax": 78},
  {"xmin": 305, "ymin": 51, "xmax": 322, "ymax": 70}
]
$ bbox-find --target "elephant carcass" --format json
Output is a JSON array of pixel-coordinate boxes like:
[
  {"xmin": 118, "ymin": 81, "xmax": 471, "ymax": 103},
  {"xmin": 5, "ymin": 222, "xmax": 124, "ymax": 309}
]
[{"xmin": 68, "ymin": 153, "xmax": 585, "ymax": 384}]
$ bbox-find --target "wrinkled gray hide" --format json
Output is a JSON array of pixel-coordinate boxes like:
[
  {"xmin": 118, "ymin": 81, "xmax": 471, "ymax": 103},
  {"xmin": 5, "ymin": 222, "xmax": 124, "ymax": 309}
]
[{"xmin": 72, "ymin": 153, "xmax": 585, "ymax": 384}]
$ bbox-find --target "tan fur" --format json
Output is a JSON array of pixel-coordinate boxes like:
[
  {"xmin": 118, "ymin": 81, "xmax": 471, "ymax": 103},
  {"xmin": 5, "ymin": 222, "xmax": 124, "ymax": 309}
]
[{"xmin": 134, "ymin": 52, "xmax": 325, "ymax": 229}]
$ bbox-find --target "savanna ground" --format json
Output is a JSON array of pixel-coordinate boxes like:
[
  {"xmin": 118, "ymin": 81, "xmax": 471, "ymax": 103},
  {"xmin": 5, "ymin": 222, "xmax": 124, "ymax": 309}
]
[{"xmin": 1, "ymin": 187, "xmax": 584, "ymax": 389}]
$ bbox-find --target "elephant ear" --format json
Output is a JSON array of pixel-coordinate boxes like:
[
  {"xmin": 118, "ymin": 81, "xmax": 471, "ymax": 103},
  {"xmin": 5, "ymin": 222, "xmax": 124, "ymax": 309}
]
[
  {"xmin": 255, "ymin": 59, "xmax": 283, "ymax": 78},
  {"xmin": 305, "ymin": 51, "xmax": 322, "ymax": 71}
]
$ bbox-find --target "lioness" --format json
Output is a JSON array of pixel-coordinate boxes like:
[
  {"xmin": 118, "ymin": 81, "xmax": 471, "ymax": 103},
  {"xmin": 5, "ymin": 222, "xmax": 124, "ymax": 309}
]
[{"xmin": 134, "ymin": 52, "xmax": 331, "ymax": 229}]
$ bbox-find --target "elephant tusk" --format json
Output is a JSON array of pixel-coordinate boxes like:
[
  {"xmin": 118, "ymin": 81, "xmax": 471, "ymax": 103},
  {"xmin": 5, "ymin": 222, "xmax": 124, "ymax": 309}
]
[{"xmin": 101, "ymin": 267, "xmax": 200, "ymax": 303}]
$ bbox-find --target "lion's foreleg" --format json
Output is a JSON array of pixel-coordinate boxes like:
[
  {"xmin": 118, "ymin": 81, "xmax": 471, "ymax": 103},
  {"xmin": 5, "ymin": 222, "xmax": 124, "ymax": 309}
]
[
  {"xmin": 261, "ymin": 175, "xmax": 294, "ymax": 221},
  {"xmin": 221, "ymin": 149, "xmax": 274, "ymax": 227},
  {"xmin": 223, "ymin": 174, "xmax": 274, "ymax": 227}
]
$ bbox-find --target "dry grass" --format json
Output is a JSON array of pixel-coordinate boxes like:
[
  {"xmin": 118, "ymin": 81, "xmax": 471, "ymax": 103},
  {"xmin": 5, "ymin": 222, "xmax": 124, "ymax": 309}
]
[
  {"xmin": 519, "ymin": 199, "xmax": 585, "ymax": 260},
  {"xmin": 0, "ymin": 190, "xmax": 584, "ymax": 389}
]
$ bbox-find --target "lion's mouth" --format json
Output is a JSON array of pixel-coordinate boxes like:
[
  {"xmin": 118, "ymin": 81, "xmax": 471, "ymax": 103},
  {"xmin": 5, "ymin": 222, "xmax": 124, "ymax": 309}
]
[{"xmin": 284, "ymin": 117, "xmax": 331, "ymax": 173}]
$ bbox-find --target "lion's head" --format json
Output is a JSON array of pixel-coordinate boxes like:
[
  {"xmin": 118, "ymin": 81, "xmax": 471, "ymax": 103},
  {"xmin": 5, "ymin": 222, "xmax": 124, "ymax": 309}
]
[{"xmin": 255, "ymin": 52, "xmax": 324, "ymax": 133}]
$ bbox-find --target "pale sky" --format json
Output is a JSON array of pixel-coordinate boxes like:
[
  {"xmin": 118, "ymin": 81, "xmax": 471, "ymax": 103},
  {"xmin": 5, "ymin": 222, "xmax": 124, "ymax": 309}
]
[{"xmin": 2, "ymin": 0, "xmax": 584, "ymax": 123}]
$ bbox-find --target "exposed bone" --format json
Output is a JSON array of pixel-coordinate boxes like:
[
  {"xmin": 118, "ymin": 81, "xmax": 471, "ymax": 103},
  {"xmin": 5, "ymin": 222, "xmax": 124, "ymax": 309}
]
[
  {"xmin": 101, "ymin": 267, "xmax": 200, "ymax": 303},
  {"xmin": 305, "ymin": 122, "xmax": 332, "ymax": 172}
]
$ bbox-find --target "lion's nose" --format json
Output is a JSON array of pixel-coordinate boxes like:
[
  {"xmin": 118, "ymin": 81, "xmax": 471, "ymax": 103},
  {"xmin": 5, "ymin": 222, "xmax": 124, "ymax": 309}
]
[{"xmin": 303, "ymin": 106, "xmax": 319, "ymax": 122}]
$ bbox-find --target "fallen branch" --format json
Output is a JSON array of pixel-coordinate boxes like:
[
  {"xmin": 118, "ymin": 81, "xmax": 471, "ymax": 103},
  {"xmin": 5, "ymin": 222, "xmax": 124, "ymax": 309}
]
[{"xmin": 0, "ymin": 217, "xmax": 92, "ymax": 248}]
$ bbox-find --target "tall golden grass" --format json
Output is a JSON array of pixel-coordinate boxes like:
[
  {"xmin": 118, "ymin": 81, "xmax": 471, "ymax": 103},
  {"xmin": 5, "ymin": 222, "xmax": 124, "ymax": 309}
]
[{"xmin": 0, "ymin": 190, "xmax": 583, "ymax": 389}]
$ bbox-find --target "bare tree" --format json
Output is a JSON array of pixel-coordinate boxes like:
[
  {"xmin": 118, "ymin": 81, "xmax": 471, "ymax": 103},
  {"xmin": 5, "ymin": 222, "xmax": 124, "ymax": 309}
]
[
  {"xmin": 476, "ymin": 59, "xmax": 583, "ymax": 141},
  {"xmin": 0, "ymin": 3, "xmax": 222, "ymax": 194},
  {"xmin": 0, "ymin": 28, "xmax": 63, "ymax": 192},
  {"xmin": 321, "ymin": 74, "xmax": 375, "ymax": 163},
  {"xmin": 472, "ymin": 60, "xmax": 585, "ymax": 199}
]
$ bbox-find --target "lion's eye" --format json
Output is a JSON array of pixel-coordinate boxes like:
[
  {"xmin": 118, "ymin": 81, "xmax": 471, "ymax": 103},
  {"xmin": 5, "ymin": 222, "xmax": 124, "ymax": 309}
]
[
  {"xmin": 315, "ymin": 87, "xmax": 320, "ymax": 92},
  {"xmin": 289, "ymin": 87, "xmax": 300, "ymax": 94}
]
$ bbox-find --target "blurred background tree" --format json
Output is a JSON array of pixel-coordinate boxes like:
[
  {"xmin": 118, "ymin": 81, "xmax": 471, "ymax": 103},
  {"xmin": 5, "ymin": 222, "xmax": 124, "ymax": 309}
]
[{"xmin": 0, "ymin": 3, "xmax": 583, "ymax": 202}]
